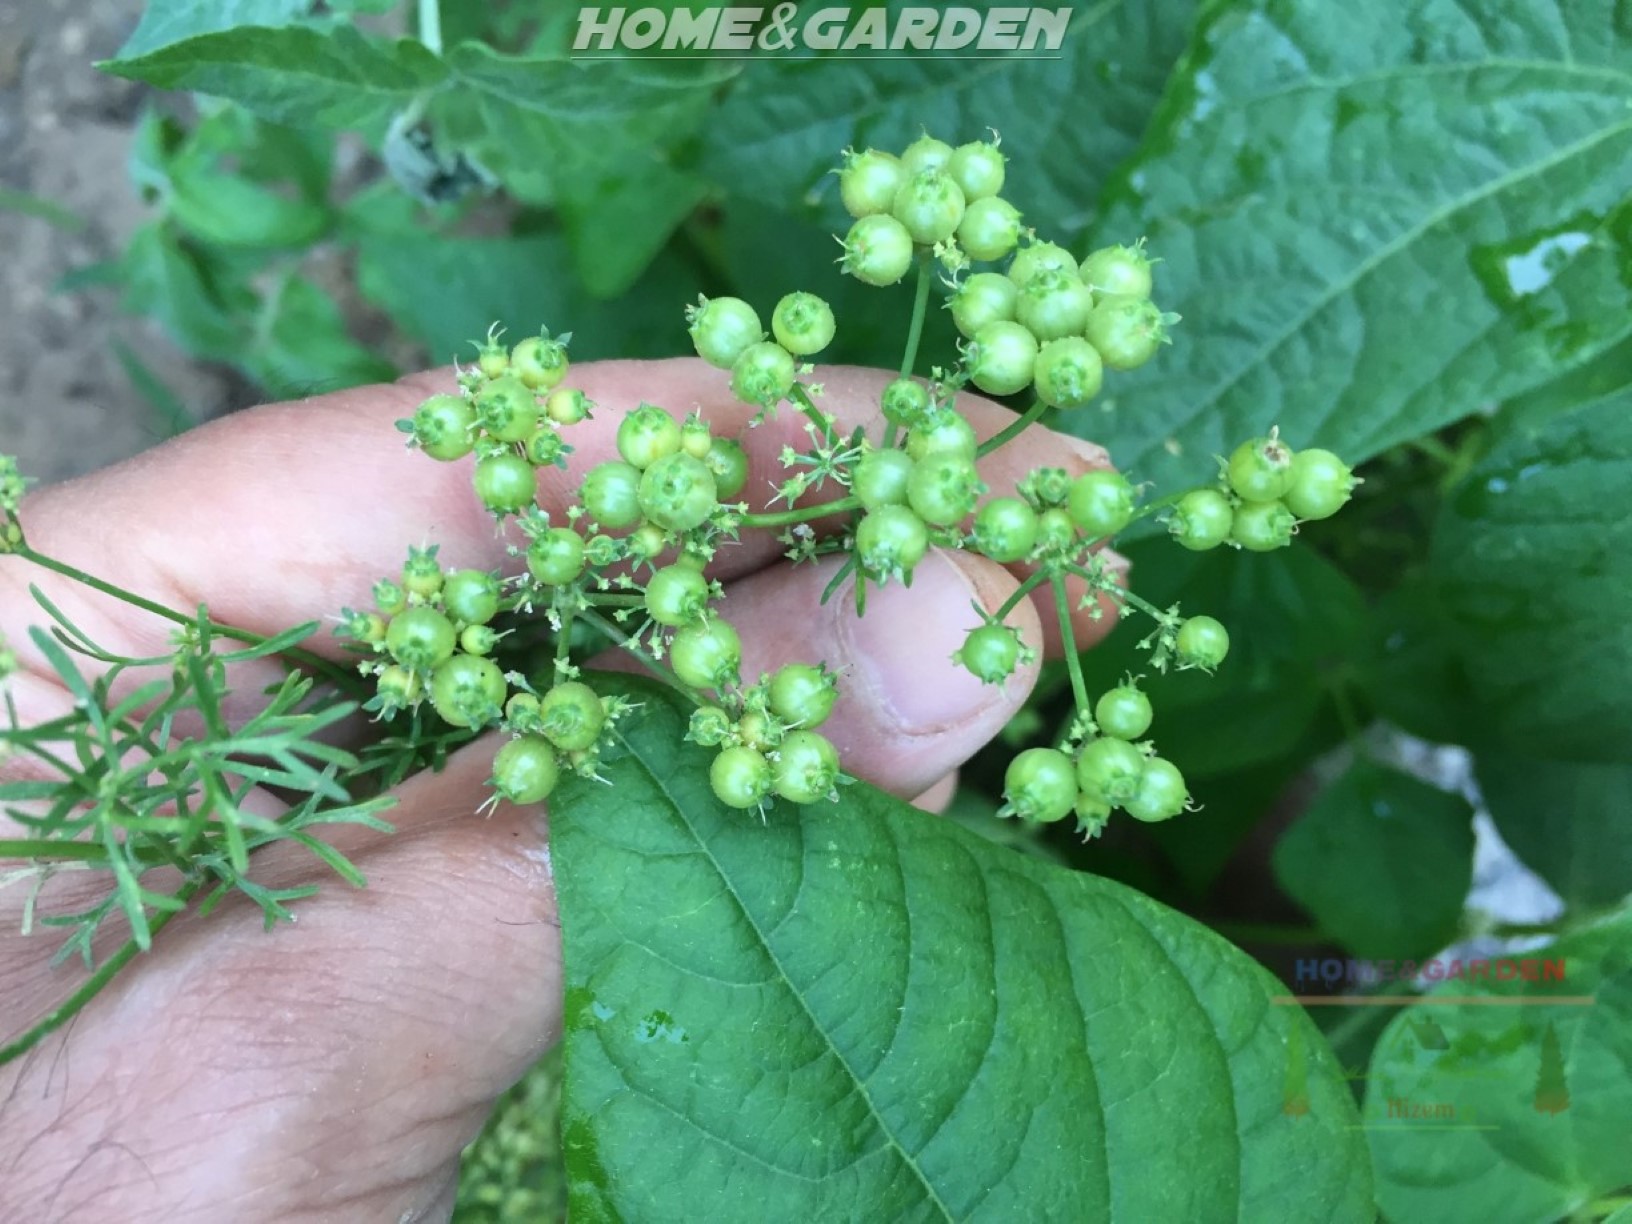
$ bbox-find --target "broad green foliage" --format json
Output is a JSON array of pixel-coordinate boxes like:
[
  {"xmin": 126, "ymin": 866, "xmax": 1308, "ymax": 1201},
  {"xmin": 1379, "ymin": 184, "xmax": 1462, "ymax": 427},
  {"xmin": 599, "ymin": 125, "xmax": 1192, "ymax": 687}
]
[
  {"xmin": 1073, "ymin": 0, "xmax": 1632, "ymax": 489},
  {"xmin": 1434, "ymin": 394, "xmax": 1632, "ymax": 761},
  {"xmin": 553, "ymin": 677, "xmax": 1372, "ymax": 1222},
  {"xmin": 1366, "ymin": 912, "xmax": 1632, "ymax": 1223},
  {"xmin": 1273, "ymin": 760, "xmax": 1475, "ymax": 958},
  {"xmin": 699, "ymin": 0, "xmax": 1197, "ymax": 229},
  {"xmin": 106, "ymin": 26, "xmax": 447, "ymax": 130}
]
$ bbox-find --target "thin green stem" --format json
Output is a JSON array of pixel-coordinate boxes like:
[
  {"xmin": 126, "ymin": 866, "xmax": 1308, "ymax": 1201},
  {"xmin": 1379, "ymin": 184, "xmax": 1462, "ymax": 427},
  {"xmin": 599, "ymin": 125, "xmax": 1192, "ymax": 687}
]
[
  {"xmin": 1409, "ymin": 435, "xmax": 1458, "ymax": 467},
  {"xmin": 1066, "ymin": 561, "xmax": 1167, "ymax": 622},
  {"xmin": 575, "ymin": 608, "xmax": 699, "ymax": 704},
  {"xmin": 417, "ymin": 0, "xmax": 443, "ymax": 53},
  {"xmin": 554, "ymin": 601, "xmax": 577, "ymax": 678},
  {"xmin": 16, "ymin": 547, "xmax": 356, "ymax": 689},
  {"xmin": 0, "ymin": 839, "xmax": 107, "ymax": 863},
  {"xmin": 1129, "ymin": 485, "xmax": 1196, "ymax": 523},
  {"xmin": 976, "ymin": 399, "xmax": 1048, "ymax": 459},
  {"xmin": 885, "ymin": 255, "xmax": 935, "ymax": 450},
  {"xmin": 1051, "ymin": 574, "xmax": 1089, "ymax": 715},
  {"xmin": 0, "ymin": 878, "xmax": 201, "ymax": 1067},
  {"xmin": 992, "ymin": 568, "xmax": 1049, "ymax": 623},
  {"xmin": 789, "ymin": 384, "xmax": 837, "ymax": 449},
  {"xmin": 900, "ymin": 255, "xmax": 933, "ymax": 380},
  {"xmin": 740, "ymin": 495, "xmax": 859, "ymax": 530}
]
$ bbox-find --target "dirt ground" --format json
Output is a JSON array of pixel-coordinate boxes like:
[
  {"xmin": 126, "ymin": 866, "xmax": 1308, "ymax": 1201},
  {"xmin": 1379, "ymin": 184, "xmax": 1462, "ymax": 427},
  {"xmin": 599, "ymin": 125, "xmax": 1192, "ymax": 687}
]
[{"xmin": 0, "ymin": 0, "xmax": 242, "ymax": 488}]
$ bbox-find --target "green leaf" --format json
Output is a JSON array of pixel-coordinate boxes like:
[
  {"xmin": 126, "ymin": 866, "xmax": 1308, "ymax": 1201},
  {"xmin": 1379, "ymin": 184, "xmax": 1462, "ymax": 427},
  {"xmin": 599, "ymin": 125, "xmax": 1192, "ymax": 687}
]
[
  {"xmin": 1070, "ymin": 0, "xmax": 1632, "ymax": 490},
  {"xmin": 1273, "ymin": 761, "xmax": 1475, "ymax": 959},
  {"xmin": 1432, "ymin": 393, "xmax": 1632, "ymax": 762},
  {"xmin": 115, "ymin": 0, "xmax": 314, "ymax": 60},
  {"xmin": 110, "ymin": 339, "xmax": 193, "ymax": 439},
  {"xmin": 116, "ymin": 222, "xmax": 252, "ymax": 360},
  {"xmin": 102, "ymin": 25, "xmax": 447, "ymax": 129},
  {"xmin": 1365, "ymin": 911, "xmax": 1632, "ymax": 1223},
  {"xmin": 700, "ymin": 0, "xmax": 1198, "ymax": 233},
  {"xmin": 442, "ymin": 42, "xmax": 724, "ymax": 208},
  {"xmin": 557, "ymin": 158, "xmax": 708, "ymax": 299},
  {"xmin": 0, "ymin": 188, "xmax": 86, "ymax": 231},
  {"xmin": 168, "ymin": 169, "xmax": 331, "ymax": 248},
  {"xmin": 553, "ymin": 676, "xmax": 1373, "ymax": 1221},
  {"xmin": 1475, "ymin": 754, "xmax": 1632, "ymax": 911},
  {"xmin": 356, "ymin": 229, "xmax": 695, "ymax": 363},
  {"xmin": 242, "ymin": 276, "xmax": 396, "ymax": 398}
]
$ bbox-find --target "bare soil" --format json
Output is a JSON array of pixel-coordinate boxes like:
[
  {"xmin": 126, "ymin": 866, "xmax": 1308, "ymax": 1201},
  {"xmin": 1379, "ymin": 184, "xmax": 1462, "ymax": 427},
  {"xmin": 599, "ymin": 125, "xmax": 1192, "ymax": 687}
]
[{"xmin": 0, "ymin": 0, "xmax": 240, "ymax": 486}]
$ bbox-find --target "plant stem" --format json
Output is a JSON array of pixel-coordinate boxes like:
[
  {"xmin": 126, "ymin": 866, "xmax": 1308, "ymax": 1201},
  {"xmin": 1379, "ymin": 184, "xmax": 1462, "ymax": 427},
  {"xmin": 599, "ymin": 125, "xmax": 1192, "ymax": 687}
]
[
  {"xmin": 417, "ymin": 0, "xmax": 443, "ymax": 53},
  {"xmin": 992, "ymin": 568, "xmax": 1049, "ymax": 623},
  {"xmin": 1129, "ymin": 485, "xmax": 1195, "ymax": 523},
  {"xmin": 16, "ymin": 547, "xmax": 356, "ymax": 689},
  {"xmin": 1051, "ymin": 574, "xmax": 1089, "ymax": 715},
  {"xmin": 575, "ymin": 608, "xmax": 698, "ymax": 704},
  {"xmin": 740, "ymin": 495, "xmax": 859, "ymax": 530},
  {"xmin": 788, "ymin": 384, "xmax": 837, "ymax": 449},
  {"xmin": 885, "ymin": 256, "xmax": 935, "ymax": 450},
  {"xmin": 900, "ymin": 255, "xmax": 933, "ymax": 380},
  {"xmin": 976, "ymin": 399, "xmax": 1048, "ymax": 459},
  {"xmin": 0, "ymin": 839, "xmax": 108, "ymax": 863},
  {"xmin": 1066, "ymin": 561, "xmax": 1166, "ymax": 622},
  {"xmin": 0, "ymin": 878, "xmax": 201, "ymax": 1066}
]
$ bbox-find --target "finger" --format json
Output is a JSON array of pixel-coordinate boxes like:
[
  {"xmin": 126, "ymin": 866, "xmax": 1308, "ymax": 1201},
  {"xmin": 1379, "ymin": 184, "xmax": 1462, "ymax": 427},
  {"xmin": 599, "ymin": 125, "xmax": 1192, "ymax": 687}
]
[
  {"xmin": 596, "ymin": 547, "xmax": 1045, "ymax": 801},
  {"xmin": 2, "ymin": 360, "xmax": 1110, "ymax": 670},
  {"xmin": 912, "ymin": 771, "xmax": 959, "ymax": 813}
]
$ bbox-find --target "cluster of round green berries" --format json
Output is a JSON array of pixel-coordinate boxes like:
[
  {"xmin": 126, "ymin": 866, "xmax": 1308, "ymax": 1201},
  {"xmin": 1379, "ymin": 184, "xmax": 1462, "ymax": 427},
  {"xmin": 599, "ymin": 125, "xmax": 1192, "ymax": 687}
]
[
  {"xmin": 1003, "ymin": 679, "xmax": 1192, "ymax": 835},
  {"xmin": 337, "ymin": 544, "xmax": 630, "ymax": 805},
  {"xmin": 834, "ymin": 133, "xmax": 1178, "ymax": 410},
  {"xmin": 687, "ymin": 291, "xmax": 835, "ymax": 413},
  {"xmin": 402, "ymin": 326, "xmax": 588, "ymax": 515},
  {"xmin": 386, "ymin": 313, "xmax": 843, "ymax": 814},
  {"xmin": 687, "ymin": 663, "xmax": 844, "ymax": 809},
  {"xmin": 355, "ymin": 129, "xmax": 1360, "ymax": 841},
  {"xmin": 1167, "ymin": 431, "xmax": 1359, "ymax": 553}
]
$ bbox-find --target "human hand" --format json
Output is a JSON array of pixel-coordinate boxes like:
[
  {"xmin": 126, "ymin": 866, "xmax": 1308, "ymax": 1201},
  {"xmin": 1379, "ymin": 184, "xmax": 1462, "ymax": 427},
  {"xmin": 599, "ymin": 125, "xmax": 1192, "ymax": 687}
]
[{"xmin": 0, "ymin": 359, "xmax": 1122, "ymax": 1221}]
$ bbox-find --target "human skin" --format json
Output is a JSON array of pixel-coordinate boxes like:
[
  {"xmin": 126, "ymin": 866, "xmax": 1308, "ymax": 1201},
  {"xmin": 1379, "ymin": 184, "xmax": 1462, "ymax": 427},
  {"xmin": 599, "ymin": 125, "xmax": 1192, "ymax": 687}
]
[{"xmin": 0, "ymin": 359, "xmax": 1122, "ymax": 1221}]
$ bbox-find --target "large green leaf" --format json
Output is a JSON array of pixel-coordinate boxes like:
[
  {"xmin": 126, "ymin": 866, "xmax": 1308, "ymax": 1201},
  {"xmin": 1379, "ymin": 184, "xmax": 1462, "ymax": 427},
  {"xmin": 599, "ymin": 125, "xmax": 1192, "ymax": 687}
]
[
  {"xmin": 102, "ymin": 25, "xmax": 447, "ymax": 129},
  {"xmin": 355, "ymin": 230, "xmax": 696, "ymax": 363},
  {"xmin": 552, "ymin": 677, "xmax": 1372, "ymax": 1220},
  {"xmin": 1365, "ymin": 911, "xmax": 1632, "ymax": 1223},
  {"xmin": 1072, "ymin": 0, "xmax": 1632, "ymax": 488},
  {"xmin": 701, "ymin": 0, "xmax": 1197, "ymax": 231},
  {"xmin": 1432, "ymin": 393, "xmax": 1632, "ymax": 761},
  {"xmin": 1273, "ymin": 760, "xmax": 1475, "ymax": 959},
  {"xmin": 1476, "ymin": 755, "xmax": 1632, "ymax": 912}
]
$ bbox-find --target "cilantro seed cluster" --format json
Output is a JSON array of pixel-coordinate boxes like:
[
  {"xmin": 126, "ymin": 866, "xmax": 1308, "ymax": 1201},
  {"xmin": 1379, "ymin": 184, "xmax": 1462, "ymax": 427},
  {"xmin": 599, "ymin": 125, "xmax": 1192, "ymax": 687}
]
[{"xmin": 356, "ymin": 130, "xmax": 1359, "ymax": 835}]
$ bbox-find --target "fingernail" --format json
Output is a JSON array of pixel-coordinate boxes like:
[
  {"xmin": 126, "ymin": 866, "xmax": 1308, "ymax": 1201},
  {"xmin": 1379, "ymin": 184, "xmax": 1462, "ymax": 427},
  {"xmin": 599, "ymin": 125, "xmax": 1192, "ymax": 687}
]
[
  {"xmin": 839, "ymin": 548, "xmax": 1002, "ymax": 734},
  {"xmin": 1100, "ymin": 547, "xmax": 1131, "ymax": 579}
]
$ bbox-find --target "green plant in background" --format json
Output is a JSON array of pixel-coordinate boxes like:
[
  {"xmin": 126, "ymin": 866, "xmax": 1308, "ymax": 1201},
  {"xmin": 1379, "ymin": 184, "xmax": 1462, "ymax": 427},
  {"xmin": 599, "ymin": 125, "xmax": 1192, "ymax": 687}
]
[{"xmin": 3, "ymin": 1, "xmax": 1631, "ymax": 1221}]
